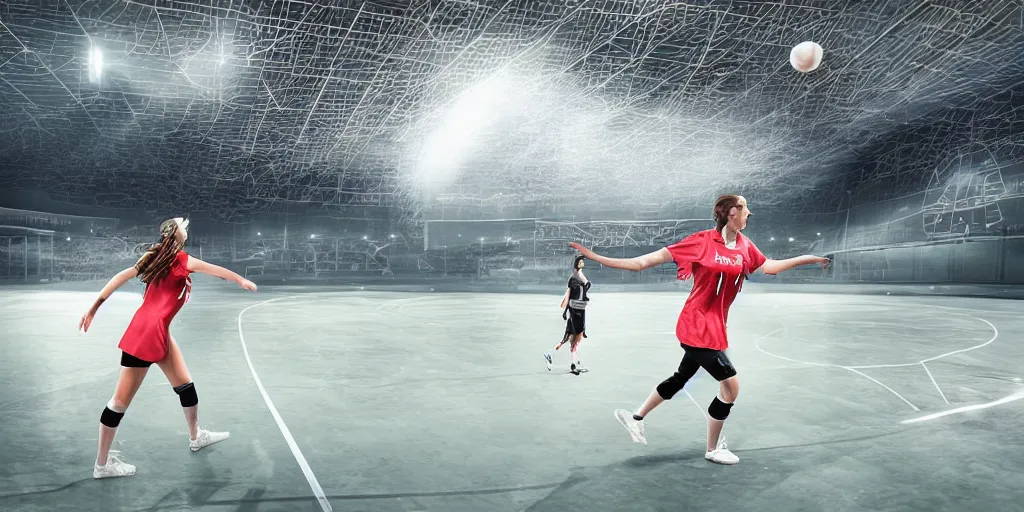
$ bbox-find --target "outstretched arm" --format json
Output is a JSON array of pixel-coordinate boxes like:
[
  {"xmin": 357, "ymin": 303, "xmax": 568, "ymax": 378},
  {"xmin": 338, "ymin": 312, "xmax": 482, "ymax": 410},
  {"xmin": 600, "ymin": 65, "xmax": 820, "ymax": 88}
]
[
  {"xmin": 186, "ymin": 255, "xmax": 257, "ymax": 290},
  {"xmin": 569, "ymin": 242, "xmax": 673, "ymax": 272},
  {"xmin": 758, "ymin": 255, "xmax": 830, "ymax": 275},
  {"xmin": 95, "ymin": 266, "xmax": 138, "ymax": 304},
  {"xmin": 80, "ymin": 266, "xmax": 138, "ymax": 331}
]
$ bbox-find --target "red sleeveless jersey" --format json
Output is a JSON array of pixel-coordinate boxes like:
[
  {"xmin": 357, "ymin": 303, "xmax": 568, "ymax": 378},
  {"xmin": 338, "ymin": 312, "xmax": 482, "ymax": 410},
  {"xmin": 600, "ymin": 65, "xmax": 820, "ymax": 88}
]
[
  {"xmin": 118, "ymin": 250, "xmax": 193, "ymax": 362},
  {"xmin": 666, "ymin": 229, "xmax": 766, "ymax": 351}
]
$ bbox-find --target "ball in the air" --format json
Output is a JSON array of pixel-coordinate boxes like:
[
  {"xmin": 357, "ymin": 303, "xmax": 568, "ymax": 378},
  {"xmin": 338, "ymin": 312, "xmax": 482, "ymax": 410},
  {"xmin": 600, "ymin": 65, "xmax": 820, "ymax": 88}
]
[{"xmin": 790, "ymin": 41, "xmax": 823, "ymax": 72}]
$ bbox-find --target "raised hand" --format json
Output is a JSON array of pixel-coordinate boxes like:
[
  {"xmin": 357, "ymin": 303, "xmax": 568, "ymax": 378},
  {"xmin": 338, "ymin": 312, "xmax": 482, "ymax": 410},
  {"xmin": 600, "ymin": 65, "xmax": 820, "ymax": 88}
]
[{"xmin": 240, "ymin": 279, "xmax": 258, "ymax": 291}]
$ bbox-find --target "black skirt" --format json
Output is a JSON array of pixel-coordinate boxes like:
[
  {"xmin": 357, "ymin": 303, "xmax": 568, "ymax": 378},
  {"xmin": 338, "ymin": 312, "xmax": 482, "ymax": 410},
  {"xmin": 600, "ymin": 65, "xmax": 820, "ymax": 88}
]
[{"xmin": 562, "ymin": 307, "xmax": 587, "ymax": 342}]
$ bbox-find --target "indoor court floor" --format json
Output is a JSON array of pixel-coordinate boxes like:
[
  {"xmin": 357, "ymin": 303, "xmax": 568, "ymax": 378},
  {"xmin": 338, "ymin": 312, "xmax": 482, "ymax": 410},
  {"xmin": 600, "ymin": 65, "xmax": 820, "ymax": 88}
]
[{"xmin": 1, "ymin": 277, "xmax": 1022, "ymax": 511}]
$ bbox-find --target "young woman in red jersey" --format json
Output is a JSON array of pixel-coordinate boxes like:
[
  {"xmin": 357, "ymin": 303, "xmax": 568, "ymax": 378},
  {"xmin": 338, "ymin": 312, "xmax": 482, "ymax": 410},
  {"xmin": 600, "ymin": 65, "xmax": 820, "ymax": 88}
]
[
  {"xmin": 79, "ymin": 217, "xmax": 258, "ymax": 479},
  {"xmin": 569, "ymin": 195, "xmax": 829, "ymax": 465}
]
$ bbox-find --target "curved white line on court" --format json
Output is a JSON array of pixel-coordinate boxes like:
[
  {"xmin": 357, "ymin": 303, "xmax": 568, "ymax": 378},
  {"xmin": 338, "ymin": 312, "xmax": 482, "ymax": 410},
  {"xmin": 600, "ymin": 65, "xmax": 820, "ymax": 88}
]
[
  {"xmin": 752, "ymin": 308, "xmax": 998, "ymax": 370},
  {"xmin": 754, "ymin": 315, "xmax": 999, "ymax": 371},
  {"xmin": 754, "ymin": 322, "xmax": 925, "ymax": 408},
  {"xmin": 842, "ymin": 367, "xmax": 918, "ymax": 411},
  {"xmin": 752, "ymin": 306, "xmax": 1000, "ymax": 415},
  {"xmin": 751, "ymin": 327, "xmax": 832, "ymax": 368},
  {"xmin": 918, "ymin": 317, "xmax": 999, "ymax": 364},
  {"xmin": 846, "ymin": 316, "xmax": 998, "ymax": 370},
  {"xmin": 900, "ymin": 388, "xmax": 1024, "ymax": 424},
  {"xmin": 238, "ymin": 295, "xmax": 332, "ymax": 512}
]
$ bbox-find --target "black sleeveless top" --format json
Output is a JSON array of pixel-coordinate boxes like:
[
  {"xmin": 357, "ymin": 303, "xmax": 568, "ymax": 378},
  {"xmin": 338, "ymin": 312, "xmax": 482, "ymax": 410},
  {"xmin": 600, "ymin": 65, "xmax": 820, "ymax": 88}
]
[{"xmin": 567, "ymin": 276, "xmax": 591, "ymax": 307}]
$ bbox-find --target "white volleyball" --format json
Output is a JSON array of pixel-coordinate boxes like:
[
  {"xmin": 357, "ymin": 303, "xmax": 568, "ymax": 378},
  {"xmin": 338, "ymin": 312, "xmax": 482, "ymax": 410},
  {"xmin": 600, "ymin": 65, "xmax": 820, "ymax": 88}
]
[{"xmin": 790, "ymin": 41, "xmax": 823, "ymax": 72}]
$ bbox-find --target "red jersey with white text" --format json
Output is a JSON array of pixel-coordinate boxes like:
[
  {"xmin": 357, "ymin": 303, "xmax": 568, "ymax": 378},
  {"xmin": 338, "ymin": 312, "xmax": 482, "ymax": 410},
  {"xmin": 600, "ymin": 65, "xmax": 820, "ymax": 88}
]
[
  {"xmin": 666, "ymin": 229, "xmax": 766, "ymax": 351},
  {"xmin": 118, "ymin": 250, "xmax": 192, "ymax": 362}
]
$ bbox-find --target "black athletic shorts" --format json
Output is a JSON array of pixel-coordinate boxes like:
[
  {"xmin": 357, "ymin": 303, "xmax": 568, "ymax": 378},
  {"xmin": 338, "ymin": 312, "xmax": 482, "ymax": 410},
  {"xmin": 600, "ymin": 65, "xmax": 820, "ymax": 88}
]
[
  {"xmin": 680, "ymin": 343, "xmax": 737, "ymax": 382},
  {"xmin": 121, "ymin": 351, "xmax": 154, "ymax": 368}
]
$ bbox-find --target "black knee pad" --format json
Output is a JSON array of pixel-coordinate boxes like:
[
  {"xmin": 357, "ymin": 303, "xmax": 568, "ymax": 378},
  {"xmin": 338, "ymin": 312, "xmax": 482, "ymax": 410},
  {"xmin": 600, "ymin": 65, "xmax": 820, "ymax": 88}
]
[
  {"xmin": 656, "ymin": 374, "xmax": 687, "ymax": 400},
  {"xmin": 708, "ymin": 396, "xmax": 733, "ymax": 421},
  {"xmin": 173, "ymin": 382, "xmax": 198, "ymax": 408},
  {"xmin": 100, "ymin": 407, "xmax": 125, "ymax": 428}
]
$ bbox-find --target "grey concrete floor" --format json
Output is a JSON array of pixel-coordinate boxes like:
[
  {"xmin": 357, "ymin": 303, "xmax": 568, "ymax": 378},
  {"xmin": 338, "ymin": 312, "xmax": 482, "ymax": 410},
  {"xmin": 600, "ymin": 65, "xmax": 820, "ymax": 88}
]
[{"xmin": 1, "ymin": 277, "xmax": 1023, "ymax": 511}]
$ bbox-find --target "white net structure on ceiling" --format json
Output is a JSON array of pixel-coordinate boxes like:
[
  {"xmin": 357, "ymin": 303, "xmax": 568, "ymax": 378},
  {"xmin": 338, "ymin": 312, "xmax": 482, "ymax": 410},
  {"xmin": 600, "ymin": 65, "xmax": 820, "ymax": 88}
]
[{"xmin": 0, "ymin": 0, "xmax": 1021, "ymax": 221}]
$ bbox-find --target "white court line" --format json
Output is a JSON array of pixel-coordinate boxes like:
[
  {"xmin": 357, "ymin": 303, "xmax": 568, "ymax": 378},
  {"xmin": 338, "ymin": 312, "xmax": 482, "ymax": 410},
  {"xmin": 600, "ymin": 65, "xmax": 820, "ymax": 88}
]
[
  {"xmin": 844, "ymin": 316, "xmax": 999, "ymax": 370},
  {"xmin": 756, "ymin": 330, "xmax": 920, "ymax": 408},
  {"xmin": 842, "ymin": 367, "xmax": 918, "ymax": 411},
  {"xmin": 753, "ymin": 307, "xmax": 1000, "ymax": 412},
  {"xmin": 901, "ymin": 388, "xmax": 1024, "ymax": 424},
  {"xmin": 373, "ymin": 294, "xmax": 443, "ymax": 313},
  {"xmin": 751, "ymin": 328, "xmax": 832, "ymax": 368},
  {"xmin": 920, "ymin": 317, "xmax": 998, "ymax": 364},
  {"xmin": 683, "ymin": 389, "xmax": 706, "ymax": 418},
  {"xmin": 760, "ymin": 316, "xmax": 1000, "ymax": 370},
  {"xmin": 238, "ymin": 296, "xmax": 332, "ymax": 512},
  {"xmin": 920, "ymin": 362, "xmax": 949, "ymax": 405}
]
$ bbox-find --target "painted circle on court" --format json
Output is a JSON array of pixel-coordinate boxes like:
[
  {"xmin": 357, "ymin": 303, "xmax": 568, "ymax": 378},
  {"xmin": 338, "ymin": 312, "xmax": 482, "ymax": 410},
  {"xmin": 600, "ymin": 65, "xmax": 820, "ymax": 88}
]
[{"xmin": 754, "ymin": 303, "xmax": 996, "ymax": 368}]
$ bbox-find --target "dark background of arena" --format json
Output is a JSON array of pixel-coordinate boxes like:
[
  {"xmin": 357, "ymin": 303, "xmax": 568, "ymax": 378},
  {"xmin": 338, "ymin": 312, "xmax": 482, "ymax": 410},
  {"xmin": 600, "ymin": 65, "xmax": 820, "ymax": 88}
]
[{"xmin": 0, "ymin": 0, "xmax": 1021, "ymax": 294}]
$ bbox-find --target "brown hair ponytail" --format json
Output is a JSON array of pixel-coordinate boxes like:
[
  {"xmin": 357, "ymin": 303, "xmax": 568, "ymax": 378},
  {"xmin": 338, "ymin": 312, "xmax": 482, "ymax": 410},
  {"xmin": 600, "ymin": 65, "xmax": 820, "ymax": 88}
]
[
  {"xmin": 135, "ymin": 219, "xmax": 183, "ymax": 284},
  {"xmin": 713, "ymin": 194, "xmax": 742, "ymax": 231}
]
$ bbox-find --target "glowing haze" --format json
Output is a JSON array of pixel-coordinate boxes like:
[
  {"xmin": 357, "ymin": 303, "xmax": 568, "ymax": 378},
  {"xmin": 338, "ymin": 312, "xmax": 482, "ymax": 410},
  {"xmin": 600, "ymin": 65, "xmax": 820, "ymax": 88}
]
[
  {"xmin": 0, "ymin": 1, "xmax": 1019, "ymax": 220},
  {"xmin": 402, "ymin": 66, "xmax": 755, "ymax": 212}
]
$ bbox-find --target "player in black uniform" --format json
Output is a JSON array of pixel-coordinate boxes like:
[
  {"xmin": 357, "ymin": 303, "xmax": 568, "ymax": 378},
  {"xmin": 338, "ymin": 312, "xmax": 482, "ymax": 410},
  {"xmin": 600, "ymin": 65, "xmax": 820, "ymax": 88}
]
[{"xmin": 544, "ymin": 256, "xmax": 590, "ymax": 375}]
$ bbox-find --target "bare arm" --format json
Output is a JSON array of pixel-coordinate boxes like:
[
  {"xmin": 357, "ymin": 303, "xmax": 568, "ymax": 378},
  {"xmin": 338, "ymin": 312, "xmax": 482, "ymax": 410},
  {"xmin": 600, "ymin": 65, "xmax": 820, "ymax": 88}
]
[
  {"xmin": 758, "ymin": 255, "xmax": 830, "ymax": 275},
  {"xmin": 80, "ymin": 266, "xmax": 138, "ymax": 331},
  {"xmin": 559, "ymin": 288, "xmax": 570, "ymax": 309},
  {"xmin": 186, "ymin": 255, "xmax": 246, "ymax": 285},
  {"xmin": 569, "ymin": 243, "xmax": 673, "ymax": 272},
  {"xmin": 91, "ymin": 266, "xmax": 139, "ymax": 309}
]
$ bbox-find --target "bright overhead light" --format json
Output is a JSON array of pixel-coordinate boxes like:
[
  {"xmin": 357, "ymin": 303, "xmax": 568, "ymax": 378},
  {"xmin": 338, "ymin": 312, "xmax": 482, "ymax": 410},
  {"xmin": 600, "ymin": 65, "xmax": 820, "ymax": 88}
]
[{"xmin": 88, "ymin": 46, "xmax": 103, "ymax": 83}]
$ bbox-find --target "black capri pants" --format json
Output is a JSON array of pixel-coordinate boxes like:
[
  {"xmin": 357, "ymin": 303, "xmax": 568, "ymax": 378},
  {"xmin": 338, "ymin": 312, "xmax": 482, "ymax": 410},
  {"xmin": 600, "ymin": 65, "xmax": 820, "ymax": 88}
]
[{"xmin": 656, "ymin": 344, "xmax": 737, "ymax": 400}]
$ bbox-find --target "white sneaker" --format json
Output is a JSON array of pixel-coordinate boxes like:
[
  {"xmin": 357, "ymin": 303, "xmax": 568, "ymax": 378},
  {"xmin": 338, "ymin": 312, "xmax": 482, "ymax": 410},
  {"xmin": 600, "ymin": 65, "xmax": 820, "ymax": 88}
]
[
  {"xmin": 705, "ymin": 439, "xmax": 739, "ymax": 465},
  {"xmin": 543, "ymin": 352, "xmax": 553, "ymax": 370},
  {"xmin": 614, "ymin": 409, "xmax": 647, "ymax": 445},
  {"xmin": 93, "ymin": 450, "xmax": 136, "ymax": 479},
  {"xmin": 189, "ymin": 427, "xmax": 230, "ymax": 452}
]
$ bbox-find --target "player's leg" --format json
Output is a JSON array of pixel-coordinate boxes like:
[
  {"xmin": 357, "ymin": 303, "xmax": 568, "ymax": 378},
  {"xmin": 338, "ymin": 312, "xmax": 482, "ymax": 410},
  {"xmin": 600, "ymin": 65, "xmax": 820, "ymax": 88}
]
[
  {"xmin": 699, "ymin": 351, "xmax": 740, "ymax": 464},
  {"xmin": 568, "ymin": 311, "xmax": 587, "ymax": 373},
  {"xmin": 94, "ymin": 354, "xmax": 150, "ymax": 478},
  {"xmin": 614, "ymin": 348, "xmax": 701, "ymax": 444},
  {"xmin": 706, "ymin": 376, "xmax": 739, "ymax": 450},
  {"xmin": 570, "ymin": 333, "xmax": 587, "ymax": 373},
  {"xmin": 158, "ymin": 336, "xmax": 197, "ymax": 438},
  {"xmin": 157, "ymin": 335, "xmax": 229, "ymax": 451},
  {"xmin": 545, "ymin": 331, "xmax": 570, "ymax": 370},
  {"xmin": 569, "ymin": 333, "xmax": 579, "ymax": 373}
]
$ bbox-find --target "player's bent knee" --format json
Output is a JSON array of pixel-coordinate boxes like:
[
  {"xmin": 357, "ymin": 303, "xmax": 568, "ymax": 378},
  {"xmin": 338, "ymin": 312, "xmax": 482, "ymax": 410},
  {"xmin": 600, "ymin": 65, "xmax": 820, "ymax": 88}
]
[
  {"xmin": 100, "ymin": 407, "xmax": 125, "ymax": 428},
  {"xmin": 718, "ymin": 378, "xmax": 740, "ymax": 403},
  {"xmin": 173, "ymin": 382, "xmax": 199, "ymax": 408},
  {"xmin": 707, "ymin": 396, "xmax": 733, "ymax": 421},
  {"xmin": 107, "ymin": 398, "xmax": 128, "ymax": 413},
  {"xmin": 656, "ymin": 375, "xmax": 685, "ymax": 400},
  {"xmin": 100, "ymin": 399, "xmax": 127, "ymax": 428}
]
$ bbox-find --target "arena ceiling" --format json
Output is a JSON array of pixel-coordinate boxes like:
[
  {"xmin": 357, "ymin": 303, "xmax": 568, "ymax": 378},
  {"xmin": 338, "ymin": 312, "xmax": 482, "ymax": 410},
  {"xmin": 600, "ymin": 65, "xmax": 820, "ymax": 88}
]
[{"xmin": 0, "ymin": 0, "xmax": 1021, "ymax": 221}]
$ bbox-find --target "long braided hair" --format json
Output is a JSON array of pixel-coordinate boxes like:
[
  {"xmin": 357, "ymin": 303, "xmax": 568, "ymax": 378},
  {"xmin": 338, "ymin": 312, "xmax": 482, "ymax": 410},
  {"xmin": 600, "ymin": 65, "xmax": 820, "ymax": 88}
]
[{"xmin": 135, "ymin": 218, "xmax": 184, "ymax": 284}]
